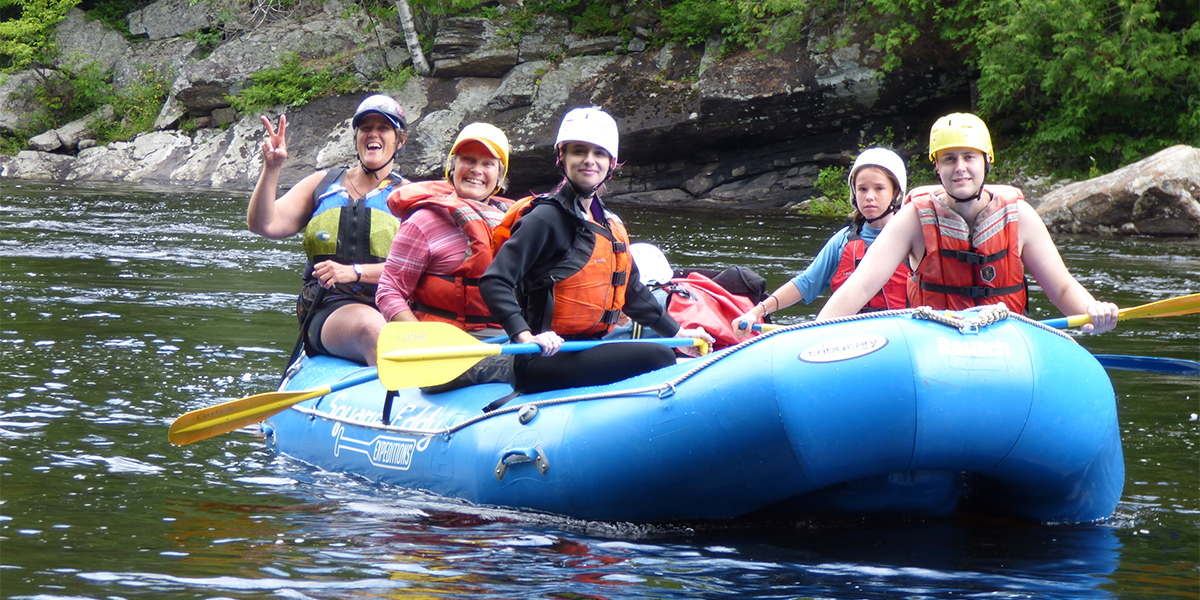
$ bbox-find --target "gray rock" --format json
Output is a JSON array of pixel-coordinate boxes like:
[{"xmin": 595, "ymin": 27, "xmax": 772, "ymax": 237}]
[
  {"xmin": 565, "ymin": 35, "xmax": 624, "ymax": 57},
  {"xmin": 1038, "ymin": 145, "xmax": 1200, "ymax": 236},
  {"xmin": 212, "ymin": 107, "xmax": 237, "ymax": 126},
  {"xmin": 54, "ymin": 8, "xmax": 130, "ymax": 72},
  {"xmin": 608, "ymin": 188, "xmax": 696, "ymax": 206},
  {"xmin": 0, "ymin": 150, "xmax": 76, "ymax": 180},
  {"xmin": 114, "ymin": 37, "xmax": 197, "ymax": 92},
  {"xmin": 126, "ymin": 0, "xmax": 215, "ymax": 40},
  {"xmin": 516, "ymin": 16, "xmax": 569, "ymax": 61},
  {"xmin": 154, "ymin": 95, "xmax": 187, "ymax": 130},
  {"xmin": 28, "ymin": 130, "xmax": 63, "ymax": 153},
  {"xmin": 0, "ymin": 70, "xmax": 44, "ymax": 133},
  {"xmin": 168, "ymin": 0, "xmax": 398, "ymax": 117},
  {"xmin": 431, "ymin": 17, "xmax": 519, "ymax": 78},
  {"xmin": 27, "ymin": 106, "xmax": 114, "ymax": 153},
  {"xmin": 489, "ymin": 61, "xmax": 547, "ymax": 111},
  {"xmin": 6, "ymin": 6, "xmax": 997, "ymax": 218},
  {"xmin": 353, "ymin": 46, "xmax": 412, "ymax": 80}
]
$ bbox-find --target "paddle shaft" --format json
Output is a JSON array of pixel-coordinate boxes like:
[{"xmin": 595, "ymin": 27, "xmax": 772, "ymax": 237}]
[
  {"xmin": 168, "ymin": 369, "xmax": 378, "ymax": 445},
  {"xmin": 1041, "ymin": 293, "xmax": 1199, "ymax": 329},
  {"xmin": 745, "ymin": 295, "xmax": 1200, "ymax": 331},
  {"xmin": 376, "ymin": 322, "xmax": 710, "ymax": 389},
  {"xmin": 379, "ymin": 336, "xmax": 704, "ymax": 362}
]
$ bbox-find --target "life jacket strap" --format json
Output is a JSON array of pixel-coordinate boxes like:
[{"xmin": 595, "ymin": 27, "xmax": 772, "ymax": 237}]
[
  {"xmin": 410, "ymin": 301, "xmax": 498, "ymax": 325},
  {"xmin": 919, "ymin": 281, "xmax": 1025, "ymax": 299},
  {"xmin": 939, "ymin": 247, "xmax": 1008, "ymax": 266}
]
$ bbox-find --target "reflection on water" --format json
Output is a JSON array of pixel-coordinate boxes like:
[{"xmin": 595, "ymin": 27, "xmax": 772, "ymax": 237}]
[{"xmin": 1, "ymin": 180, "xmax": 1196, "ymax": 599}]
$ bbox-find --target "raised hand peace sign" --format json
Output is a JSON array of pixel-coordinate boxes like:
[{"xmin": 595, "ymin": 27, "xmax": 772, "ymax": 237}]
[{"xmin": 260, "ymin": 115, "xmax": 288, "ymax": 170}]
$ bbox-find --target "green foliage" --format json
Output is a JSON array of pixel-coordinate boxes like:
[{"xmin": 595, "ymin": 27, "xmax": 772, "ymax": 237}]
[
  {"xmin": 1, "ymin": 130, "xmax": 29, "ymax": 155},
  {"xmin": 0, "ymin": 0, "xmax": 78, "ymax": 71},
  {"xmin": 227, "ymin": 52, "xmax": 357, "ymax": 113},
  {"xmin": 660, "ymin": 0, "xmax": 737, "ymax": 46},
  {"xmin": 972, "ymin": 0, "xmax": 1200, "ymax": 170},
  {"xmin": 84, "ymin": 0, "xmax": 142, "ymax": 37},
  {"xmin": 409, "ymin": 0, "xmax": 482, "ymax": 18},
  {"xmin": 28, "ymin": 56, "xmax": 111, "ymax": 129},
  {"xmin": 852, "ymin": 0, "xmax": 1198, "ymax": 170},
  {"xmin": 90, "ymin": 65, "xmax": 172, "ymax": 144},
  {"xmin": 805, "ymin": 165, "xmax": 854, "ymax": 217},
  {"xmin": 572, "ymin": 0, "xmax": 629, "ymax": 37},
  {"xmin": 526, "ymin": 0, "xmax": 582, "ymax": 16},
  {"xmin": 185, "ymin": 27, "xmax": 224, "ymax": 56},
  {"xmin": 380, "ymin": 64, "xmax": 415, "ymax": 91}
]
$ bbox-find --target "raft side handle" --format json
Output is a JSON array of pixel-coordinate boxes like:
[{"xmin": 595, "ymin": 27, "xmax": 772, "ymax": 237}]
[
  {"xmin": 518, "ymin": 404, "xmax": 538, "ymax": 424},
  {"xmin": 494, "ymin": 445, "xmax": 549, "ymax": 481}
]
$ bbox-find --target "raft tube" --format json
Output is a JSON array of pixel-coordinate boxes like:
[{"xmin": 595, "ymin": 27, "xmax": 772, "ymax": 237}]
[{"xmin": 264, "ymin": 309, "xmax": 1124, "ymax": 523}]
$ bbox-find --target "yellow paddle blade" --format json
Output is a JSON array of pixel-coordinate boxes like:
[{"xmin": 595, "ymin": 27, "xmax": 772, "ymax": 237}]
[
  {"xmin": 1065, "ymin": 293, "xmax": 1200, "ymax": 328},
  {"xmin": 168, "ymin": 385, "xmax": 331, "ymax": 446},
  {"xmin": 377, "ymin": 321, "xmax": 502, "ymax": 390}
]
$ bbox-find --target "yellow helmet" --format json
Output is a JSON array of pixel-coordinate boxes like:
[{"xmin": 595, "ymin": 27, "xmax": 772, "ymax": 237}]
[
  {"xmin": 445, "ymin": 122, "xmax": 510, "ymax": 180},
  {"xmin": 928, "ymin": 113, "xmax": 993, "ymax": 163}
]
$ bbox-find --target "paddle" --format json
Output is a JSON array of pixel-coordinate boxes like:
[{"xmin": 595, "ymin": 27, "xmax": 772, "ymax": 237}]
[
  {"xmin": 1092, "ymin": 355, "xmax": 1199, "ymax": 377},
  {"xmin": 744, "ymin": 294, "xmax": 1199, "ymax": 332},
  {"xmin": 377, "ymin": 321, "xmax": 710, "ymax": 389},
  {"xmin": 169, "ymin": 369, "xmax": 379, "ymax": 446},
  {"xmin": 747, "ymin": 325, "xmax": 1198, "ymax": 376},
  {"xmin": 1040, "ymin": 293, "xmax": 1199, "ymax": 329}
]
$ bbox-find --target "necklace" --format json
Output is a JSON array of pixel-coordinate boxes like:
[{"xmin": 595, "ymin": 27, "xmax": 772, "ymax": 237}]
[{"xmin": 345, "ymin": 173, "xmax": 365, "ymax": 198}]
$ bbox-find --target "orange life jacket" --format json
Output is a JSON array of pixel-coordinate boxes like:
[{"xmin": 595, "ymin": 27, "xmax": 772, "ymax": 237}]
[
  {"xmin": 386, "ymin": 180, "xmax": 513, "ymax": 331},
  {"xmin": 907, "ymin": 185, "xmax": 1028, "ymax": 313},
  {"xmin": 493, "ymin": 194, "xmax": 632, "ymax": 338},
  {"xmin": 830, "ymin": 226, "xmax": 911, "ymax": 312}
]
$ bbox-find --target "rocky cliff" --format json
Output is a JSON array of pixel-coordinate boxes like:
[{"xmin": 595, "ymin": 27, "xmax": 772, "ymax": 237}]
[
  {"xmin": 1, "ymin": 0, "xmax": 1196, "ymax": 235},
  {"xmin": 0, "ymin": 0, "xmax": 970, "ymax": 208}
]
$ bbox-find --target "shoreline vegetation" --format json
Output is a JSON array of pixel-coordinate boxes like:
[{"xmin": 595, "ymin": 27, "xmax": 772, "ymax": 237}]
[{"xmin": 2, "ymin": 0, "xmax": 1196, "ymax": 203}]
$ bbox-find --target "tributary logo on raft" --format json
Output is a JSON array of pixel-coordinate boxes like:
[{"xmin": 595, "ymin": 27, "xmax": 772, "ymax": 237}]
[{"xmin": 798, "ymin": 335, "xmax": 889, "ymax": 363}]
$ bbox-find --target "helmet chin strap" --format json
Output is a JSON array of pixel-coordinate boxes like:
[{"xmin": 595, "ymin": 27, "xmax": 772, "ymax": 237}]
[
  {"xmin": 864, "ymin": 202, "xmax": 898, "ymax": 224},
  {"xmin": 857, "ymin": 192, "xmax": 901, "ymax": 225},
  {"xmin": 356, "ymin": 130, "xmax": 400, "ymax": 180},
  {"xmin": 358, "ymin": 152, "xmax": 396, "ymax": 180}
]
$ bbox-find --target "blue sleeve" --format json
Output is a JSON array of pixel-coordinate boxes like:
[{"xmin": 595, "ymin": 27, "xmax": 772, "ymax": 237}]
[{"xmin": 789, "ymin": 227, "xmax": 850, "ymax": 305}]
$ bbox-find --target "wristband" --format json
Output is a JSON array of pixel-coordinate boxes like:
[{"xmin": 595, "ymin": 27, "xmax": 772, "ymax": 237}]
[{"xmin": 758, "ymin": 296, "xmax": 776, "ymax": 315}]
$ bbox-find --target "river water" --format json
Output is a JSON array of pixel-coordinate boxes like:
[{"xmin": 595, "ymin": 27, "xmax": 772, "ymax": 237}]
[{"xmin": 1, "ymin": 179, "xmax": 1196, "ymax": 599}]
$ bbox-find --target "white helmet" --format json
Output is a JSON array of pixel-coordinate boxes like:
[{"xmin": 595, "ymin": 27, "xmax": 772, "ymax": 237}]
[
  {"xmin": 847, "ymin": 147, "xmax": 907, "ymax": 207},
  {"xmin": 629, "ymin": 243, "xmax": 673, "ymax": 285},
  {"xmin": 555, "ymin": 107, "xmax": 619, "ymax": 163}
]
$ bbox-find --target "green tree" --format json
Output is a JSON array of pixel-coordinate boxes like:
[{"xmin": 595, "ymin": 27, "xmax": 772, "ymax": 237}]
[
  {"xmin": 0, "ymin": 0, "xmax": 78, "ymax": 71},
  {"xmin": 973, "ymin": 0, "xmax": 1200, "ymax": 169}
]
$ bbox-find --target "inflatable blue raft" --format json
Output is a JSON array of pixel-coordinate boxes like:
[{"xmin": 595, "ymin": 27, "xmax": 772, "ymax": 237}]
[{"xmin": 263, "ymin": 307, "xmax": 1124, "ymax": 523}]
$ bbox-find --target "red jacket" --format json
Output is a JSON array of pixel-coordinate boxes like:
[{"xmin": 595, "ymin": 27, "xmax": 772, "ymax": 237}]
[
  {"xmin": 830, "ymin": 226, "xmax": 910, "ymax": 311},
  {"xmin": 907, "ymin": 185, "xmax": 1028, "ymax": 313},
  {"xmin": 386, "ymin": 180, "xmax": 512, "ymax": 331}
]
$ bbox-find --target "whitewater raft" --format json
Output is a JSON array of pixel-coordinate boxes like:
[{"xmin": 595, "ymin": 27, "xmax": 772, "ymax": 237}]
[{"xmin": 262, "ymin": 307, "xmax": 1124, "ymax": 524}]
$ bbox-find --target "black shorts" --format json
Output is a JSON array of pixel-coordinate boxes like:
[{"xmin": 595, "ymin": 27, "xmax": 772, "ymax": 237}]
[{"xmin": 302, "ymin": 296, "xmax": 372, "ymax": 357}]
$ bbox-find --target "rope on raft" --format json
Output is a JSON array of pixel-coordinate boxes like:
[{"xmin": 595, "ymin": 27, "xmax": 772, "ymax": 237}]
[{"xmin": 290, "ymin": 304, "xmax": 1077, "ymax": 439}]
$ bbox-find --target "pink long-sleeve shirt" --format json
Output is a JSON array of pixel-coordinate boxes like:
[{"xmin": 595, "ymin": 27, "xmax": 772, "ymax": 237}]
[{"xmin": 375, "ymin": 207, "xmax": 470, "ymax": 321}]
